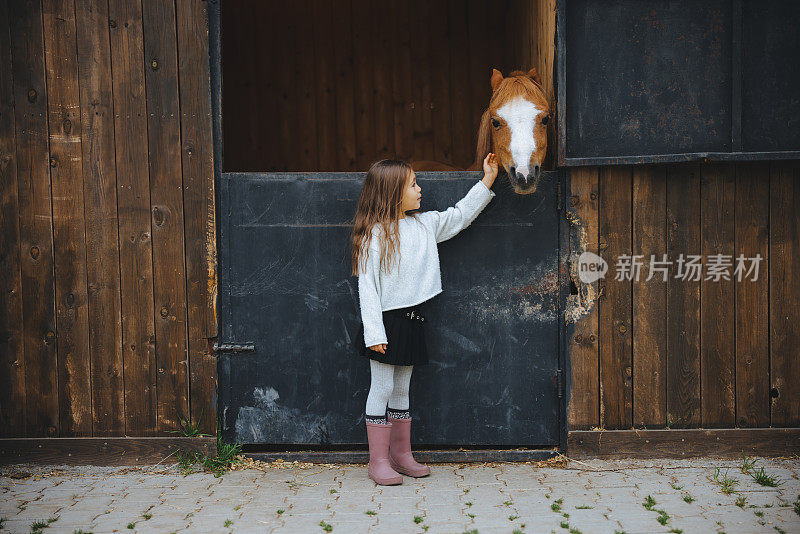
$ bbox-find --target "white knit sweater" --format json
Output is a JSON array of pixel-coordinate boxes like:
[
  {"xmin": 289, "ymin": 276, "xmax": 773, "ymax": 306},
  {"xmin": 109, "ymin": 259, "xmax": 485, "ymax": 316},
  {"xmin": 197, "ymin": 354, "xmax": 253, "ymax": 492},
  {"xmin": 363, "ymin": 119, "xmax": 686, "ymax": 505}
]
[{"xmin": 358, "ymin": 180, "xmax": 496, "ymax": 347}]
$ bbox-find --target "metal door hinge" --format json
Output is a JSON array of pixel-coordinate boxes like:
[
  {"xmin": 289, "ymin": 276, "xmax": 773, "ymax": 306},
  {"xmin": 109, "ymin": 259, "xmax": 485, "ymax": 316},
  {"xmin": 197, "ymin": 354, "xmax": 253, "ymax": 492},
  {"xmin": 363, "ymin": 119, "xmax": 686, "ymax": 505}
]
[
  {"xmin": 554, "ymin": 369, "xmax": 565, "ymax": 398},
  {"xmin": 211, "ymin": 341, "xmax": 256, "ymax": 356},
  {"xmin": 556, "ymin": 180, "xmax": 562, "ymax": 211}
]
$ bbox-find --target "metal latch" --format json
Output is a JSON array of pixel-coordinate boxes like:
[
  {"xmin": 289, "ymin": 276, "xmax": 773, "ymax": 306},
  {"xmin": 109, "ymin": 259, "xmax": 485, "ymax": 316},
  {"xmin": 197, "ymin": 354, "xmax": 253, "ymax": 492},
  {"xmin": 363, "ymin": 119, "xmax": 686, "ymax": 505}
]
[{"xmin": 211, "ymin": 341, "xmax": 256, "ymax": 355}]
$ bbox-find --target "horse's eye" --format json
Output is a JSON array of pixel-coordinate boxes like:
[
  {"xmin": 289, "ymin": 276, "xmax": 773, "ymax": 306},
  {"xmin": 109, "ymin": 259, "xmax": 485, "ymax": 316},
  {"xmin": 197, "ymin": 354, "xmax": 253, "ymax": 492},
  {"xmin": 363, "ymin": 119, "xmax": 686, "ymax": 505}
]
[
  {"xmin": 541, "ymin": 115, "xmax": 550, "ymax": 125},
  {"xmin": 491, "ymin": 118, "xmax": 501, "ymax": 129}
]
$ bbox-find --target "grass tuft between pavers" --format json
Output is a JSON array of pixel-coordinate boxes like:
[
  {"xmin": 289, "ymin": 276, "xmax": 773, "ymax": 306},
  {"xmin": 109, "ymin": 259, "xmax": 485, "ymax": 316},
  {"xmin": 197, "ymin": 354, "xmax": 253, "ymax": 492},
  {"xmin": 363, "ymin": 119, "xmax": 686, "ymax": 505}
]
[{"xmin": 172, "ymin": 417, "xmax": 243, "ymax": 477}]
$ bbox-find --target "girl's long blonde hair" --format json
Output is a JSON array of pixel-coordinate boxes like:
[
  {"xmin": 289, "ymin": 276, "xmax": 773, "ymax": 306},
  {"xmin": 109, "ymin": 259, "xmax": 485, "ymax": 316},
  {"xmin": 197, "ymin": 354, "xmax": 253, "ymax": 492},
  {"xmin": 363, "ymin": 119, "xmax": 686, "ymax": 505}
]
[{"xmin": 350, "ymin": 159, "xmax": 414, "ymax": 277}]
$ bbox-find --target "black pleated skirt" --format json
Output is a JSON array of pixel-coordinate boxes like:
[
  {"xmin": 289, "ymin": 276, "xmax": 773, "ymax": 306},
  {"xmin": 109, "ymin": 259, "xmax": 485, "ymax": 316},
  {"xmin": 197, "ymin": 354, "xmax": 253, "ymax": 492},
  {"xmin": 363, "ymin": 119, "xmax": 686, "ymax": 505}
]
[{"xmin": 356, "ymin": 299, "xmax": 432, "ymax": 366}]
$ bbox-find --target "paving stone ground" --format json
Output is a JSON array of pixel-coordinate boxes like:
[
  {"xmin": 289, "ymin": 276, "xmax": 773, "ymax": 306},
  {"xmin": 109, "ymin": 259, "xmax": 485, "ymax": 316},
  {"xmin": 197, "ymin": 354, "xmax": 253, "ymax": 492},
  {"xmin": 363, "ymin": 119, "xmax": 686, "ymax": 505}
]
[{"xmin": 1, "ymin": 456, "xmax": 798, "ymax": 534}]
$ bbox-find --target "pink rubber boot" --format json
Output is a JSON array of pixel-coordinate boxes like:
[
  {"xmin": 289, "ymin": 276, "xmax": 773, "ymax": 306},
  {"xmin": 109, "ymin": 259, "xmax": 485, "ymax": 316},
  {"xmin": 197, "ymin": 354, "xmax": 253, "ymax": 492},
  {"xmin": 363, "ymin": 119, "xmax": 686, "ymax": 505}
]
[
  {"xmin": 387, "ymin": 416, "xmax": 431, "ymax": 477},
  {"xmin": 365, "ymin": 422, "xmax": 403, "ymax": 485}
]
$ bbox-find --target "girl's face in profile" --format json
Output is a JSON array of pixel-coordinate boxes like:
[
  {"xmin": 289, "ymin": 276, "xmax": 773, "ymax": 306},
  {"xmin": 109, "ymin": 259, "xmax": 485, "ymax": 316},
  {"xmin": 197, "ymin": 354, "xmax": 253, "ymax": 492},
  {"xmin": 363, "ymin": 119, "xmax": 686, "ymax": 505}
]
[{"xmin": 400, "ymin": 170, "xmax": 422, "ymax": 213}]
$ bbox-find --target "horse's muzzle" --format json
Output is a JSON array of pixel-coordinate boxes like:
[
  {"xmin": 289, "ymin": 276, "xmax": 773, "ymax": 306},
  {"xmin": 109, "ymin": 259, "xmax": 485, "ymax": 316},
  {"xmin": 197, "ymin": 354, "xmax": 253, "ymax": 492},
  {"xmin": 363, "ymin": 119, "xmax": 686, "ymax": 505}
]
[{"xmin": 510, "ymin": 166, "xmax": 541, "ymax": 186}]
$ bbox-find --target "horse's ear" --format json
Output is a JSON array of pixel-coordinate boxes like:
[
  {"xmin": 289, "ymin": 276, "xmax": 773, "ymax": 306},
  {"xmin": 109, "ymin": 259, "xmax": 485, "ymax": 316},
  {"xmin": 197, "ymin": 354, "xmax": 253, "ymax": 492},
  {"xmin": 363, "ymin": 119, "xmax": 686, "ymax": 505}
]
[
  {"xmin": 472, "ymin": 108, "xmax": 493, "ymax": 170},
  {"xmin": 490, "ymin": 68, "xmax": 504, "ymax": 91},
  {"xmin": 527, "ymin": 67, "xmax": 542, "ymax": 85}
]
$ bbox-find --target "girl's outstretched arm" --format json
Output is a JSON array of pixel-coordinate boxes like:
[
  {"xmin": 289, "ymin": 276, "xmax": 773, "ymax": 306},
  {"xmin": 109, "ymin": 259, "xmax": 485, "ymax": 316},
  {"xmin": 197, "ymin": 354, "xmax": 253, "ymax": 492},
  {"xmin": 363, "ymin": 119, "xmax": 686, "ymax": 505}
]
[
  {"xmin": 358, "ymin": 241, "xmax": 388, "ymax": 349},
  {"xmin": 421, "ymin": 153, "xmax": 498, "ymax": 243},
  {"xmin": 423, "ymin": 181, "xmax": 495, "ymax": 243}
]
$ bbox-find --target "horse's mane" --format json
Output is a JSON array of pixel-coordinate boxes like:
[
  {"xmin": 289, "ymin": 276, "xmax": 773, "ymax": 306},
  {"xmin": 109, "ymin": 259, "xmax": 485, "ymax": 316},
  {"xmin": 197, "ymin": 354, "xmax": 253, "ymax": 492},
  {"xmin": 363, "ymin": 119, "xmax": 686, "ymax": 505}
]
[{"xmin": 488, "ymin": 71, "xmax": 547, "ymax": 108}]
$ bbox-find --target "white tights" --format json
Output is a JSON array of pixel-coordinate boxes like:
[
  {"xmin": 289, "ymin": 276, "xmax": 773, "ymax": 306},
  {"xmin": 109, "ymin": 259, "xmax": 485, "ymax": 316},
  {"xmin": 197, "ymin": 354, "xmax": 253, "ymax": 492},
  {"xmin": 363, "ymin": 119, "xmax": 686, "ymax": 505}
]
[{"xmin": 365, "ymin": 360, "xmax": 413, "ymax": 417}]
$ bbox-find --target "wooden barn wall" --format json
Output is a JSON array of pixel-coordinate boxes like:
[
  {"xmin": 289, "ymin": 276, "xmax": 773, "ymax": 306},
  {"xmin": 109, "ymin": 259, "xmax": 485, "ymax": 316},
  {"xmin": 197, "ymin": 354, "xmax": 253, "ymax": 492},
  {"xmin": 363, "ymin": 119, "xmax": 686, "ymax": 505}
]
[
  {"xmin": 4, "ymin": 0, "xmax": 794, "ymax": 442},
  {"xmin": 567, "ymin": 161, "xmax": 800, "ymax": 431},
  {"xmin": 221, "ymin": 0, "xmax": 556, "ymax": 173},
  {"xmin": 0, "ymin": 0, "xmax": 218, "ymax": 438}
]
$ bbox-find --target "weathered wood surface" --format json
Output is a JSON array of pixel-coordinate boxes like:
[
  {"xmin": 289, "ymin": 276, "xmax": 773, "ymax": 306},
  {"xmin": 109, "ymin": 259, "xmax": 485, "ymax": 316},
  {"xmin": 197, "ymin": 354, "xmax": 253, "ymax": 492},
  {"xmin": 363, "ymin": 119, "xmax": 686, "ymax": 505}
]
[
  {"xmin": 770, "ymin": 162, "xmax": 800, "ymax": 426},
  {"xmin": 1, "ymin": 0, "xmax": 217, "ymax": 437},
  {"xmin": 108, "ymin": 0, "xmax": 158, "ymax": 436},
  {"xmin": 568, "ymin": 428, "xmax": 800, "ymax": 459},
  {"xmin": 700, "ymin": 163, "xmax": 736, "ymax": 427},
  {"xmin": 632, "ymin": 165, "xmax": 667, "ymax": 428},
  {"xmin": 735, "ymin": 163, "xmax": 769, "ymax": 427},
  {"xmin": 75, "ymin": 0, "xmax": 124, "ymax": 436},
  {"xmin": 598, "ymin": 166, "xmax": 633, "ymax": 428},
  {"xmin": 567, "ymin": 167, "xmax": 599, "ymax": 430},
  {"xmin": 0, "ymin": 437, "xmax": 216, "ymax": 466},
  {"xmin": 568, "ymin": 161, "xmax": 800, "ymax": 430},
  {"xmin": 176, "ymin": 0, "xmax": 219, "ymax": 435},
  {"xmin": 666, "ymin": 164, "xmax": 702, "ymax": 428},
  {"xmin": 11, "ymin": 0, "xmax": 58, "ymax": 438},
  {"xmin": 0, "ymin": 0, "xmax": 25, "ymax": 438}
]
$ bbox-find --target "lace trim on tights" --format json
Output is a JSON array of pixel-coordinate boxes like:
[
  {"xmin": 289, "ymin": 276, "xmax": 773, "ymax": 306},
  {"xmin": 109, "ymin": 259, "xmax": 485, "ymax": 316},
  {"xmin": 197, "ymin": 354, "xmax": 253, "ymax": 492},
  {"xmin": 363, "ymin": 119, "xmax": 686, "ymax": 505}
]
[
  {"xmin": 386, "ymin": 407, "xmax": 411, "ymax": 420},
  {"xmin": 365, "ymin": 413, "xmax": 389, "ymax": 425}
]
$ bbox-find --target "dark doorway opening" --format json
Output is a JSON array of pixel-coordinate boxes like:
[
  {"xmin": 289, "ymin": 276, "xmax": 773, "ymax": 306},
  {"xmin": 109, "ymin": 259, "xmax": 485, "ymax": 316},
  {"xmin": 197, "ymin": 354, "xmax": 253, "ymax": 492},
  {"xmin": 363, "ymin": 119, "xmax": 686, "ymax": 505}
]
[{"xmin": 221, "ymin": 0, "xmax": 549, "ymax": 172}]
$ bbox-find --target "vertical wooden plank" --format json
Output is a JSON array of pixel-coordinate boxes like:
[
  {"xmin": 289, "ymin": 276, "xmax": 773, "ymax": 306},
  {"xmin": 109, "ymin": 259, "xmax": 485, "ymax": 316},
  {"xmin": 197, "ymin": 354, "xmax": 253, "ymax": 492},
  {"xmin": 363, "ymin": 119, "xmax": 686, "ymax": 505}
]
[
  {"xmin": 700, "ymin": 162, "xmax": 736, "ymax": 428},
  {"xmin": 294, "ymin": 0, "xmax": 318, "ymax": 171},
  {"xmin": 523, "ymin": 0, "xmax": 533, "ymax": 70},
  {"xmin": 220, "ymin": 1, "xmax": 259, "ymax": 171},
  {"xmin": 735, "ymin": 162, "xmax": 769, "ymax": 428},
  {"xmin": 526, "ymin": 0, "xmax": 535, "ymax": 69},
  {"xmin": 256, "ymin": 2, "xmax": 278, "ymax": 171},
  {"xmin": 537, "ymin": 0, "xmax": 556, "ymax": 103},
  {"xmin": 334, "ymin": 0, "xmax": 357, "ymax": 170},
  {"xmin": 506, "ymin": 0, "xmax": 528, "ymax": 71},
  {"xmin": 410, "ymin": 0, "xmax": 433, "ymax": 161},
  {"xmin": 141, "ymin": 0, "xmax": 189, "ymax": 433},
  {"xmin": 270, "ymin": 2, "xmax": 298, "ymax": 172},
  {"xmin": 568, "ymin": 167, "xmax": 600, "ymax": 430},
  {"xmin": 176, "ymin": 0, "xmax": 218, "ymax": 433},
  {"xmin": 74, "ymin": 0, "xmax": 124, "ymax": 435},
  {"xmin": 352, "ymin": 0, "xmax": 375, "ymax": 168},
  {"xmin": 429, "ymin": 0, "xmax": 452, "ymax": 166},
  {"xmin": 313, "ymin": 0, "xmax": 337, "ymax": 170},
  {"xmin": 520, "ymin": 0, "xmax": 528, "ymax": 71},
  {"xmin": 534, "ymin": 0, "xmax": 556, "ymax": 169},
  {"xmin": 598, "ymin": 166, "xmax": 633, "ymax": 429},
  {"xmin": 467, "ymin": 0, "xmax": 491, "ymax": 166},
  {"xmin": 11, "ymin": 0, "xmax": 58, "ymax": 437},
  {"xmin": 487, "ymin": 0, "xmax": 505, "ymax": 75},
  {"xmin": 770, "ymin": 161, "xmax": 800, "ymax": 426},
  {"xmin": 108, "ymin": 0, "xmax": 157, "ymax": 435},
  {"xmin": 632, "ymin": 165, "xmax": 667, "ymax": 428},
  {"xmin": 371, "ymin": 0, "xmax": 393, "ymax": 161},
  {"xmin": 0, "ymin": 0, "xmax": 26, "ymax": 437},
  {"xmin": 503, "ymin": 0, "xmax": 522, "ymax": 71},
  {"xmin": 250, "ymin": 6, "xmax": 275, "ymax": 172},
  {"xmin": 42, "ymin": 0, "xmax": 92, "ymax": 436},
  {"xmin": 390, "ymin": 0, "xmax": 413, "ymax": 162},
  {"xmin": 666, "ymin": 163, "xmax": 701, "ymax": 428},
  {"xmin": 448, "ymin": 0, "xmax": 472, "ymax": 169}
]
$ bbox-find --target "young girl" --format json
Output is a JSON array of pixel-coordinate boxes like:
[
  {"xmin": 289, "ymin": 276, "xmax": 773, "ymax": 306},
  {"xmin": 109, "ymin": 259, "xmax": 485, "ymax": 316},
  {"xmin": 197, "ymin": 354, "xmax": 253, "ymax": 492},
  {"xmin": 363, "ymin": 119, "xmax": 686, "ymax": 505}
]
[{"xmin": 350, "ymin": 154, "xmax": 499, "ymax": 485}]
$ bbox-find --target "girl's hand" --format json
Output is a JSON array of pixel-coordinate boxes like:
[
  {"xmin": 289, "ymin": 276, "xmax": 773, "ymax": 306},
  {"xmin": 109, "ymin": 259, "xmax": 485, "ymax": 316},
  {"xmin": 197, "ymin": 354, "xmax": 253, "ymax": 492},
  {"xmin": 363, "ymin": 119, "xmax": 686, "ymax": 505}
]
[
  {"xmin": 482, "ymin": 153, "xmax": 499, "ymax": 188},
  {"xmin": 369, "ymin": 343, "xmax": 387, "ymax": 354}
]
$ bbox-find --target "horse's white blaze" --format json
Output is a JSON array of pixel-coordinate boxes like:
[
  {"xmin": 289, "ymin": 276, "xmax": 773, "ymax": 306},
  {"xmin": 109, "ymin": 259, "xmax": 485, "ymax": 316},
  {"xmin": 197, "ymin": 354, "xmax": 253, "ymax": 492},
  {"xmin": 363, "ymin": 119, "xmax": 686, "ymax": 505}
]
[{"xmin": 497, "ymin": 96, "xmax": 543, "ymax": 178}]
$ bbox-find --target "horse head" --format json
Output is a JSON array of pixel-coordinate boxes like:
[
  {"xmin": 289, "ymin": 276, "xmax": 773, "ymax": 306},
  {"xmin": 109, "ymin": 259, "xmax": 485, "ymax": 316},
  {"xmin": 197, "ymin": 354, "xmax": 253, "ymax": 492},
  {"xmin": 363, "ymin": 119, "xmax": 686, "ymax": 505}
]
[{"xmin": 475, "ymin": 67, "xmax": 550, "ymax": 194}]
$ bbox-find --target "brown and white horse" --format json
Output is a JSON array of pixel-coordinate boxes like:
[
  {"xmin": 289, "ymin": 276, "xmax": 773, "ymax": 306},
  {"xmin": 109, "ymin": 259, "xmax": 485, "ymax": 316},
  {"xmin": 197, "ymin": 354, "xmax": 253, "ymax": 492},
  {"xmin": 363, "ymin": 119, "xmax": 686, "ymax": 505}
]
[{"xmin": 475, "ymin": 67, "xmax": 550, "ymax": 194}]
